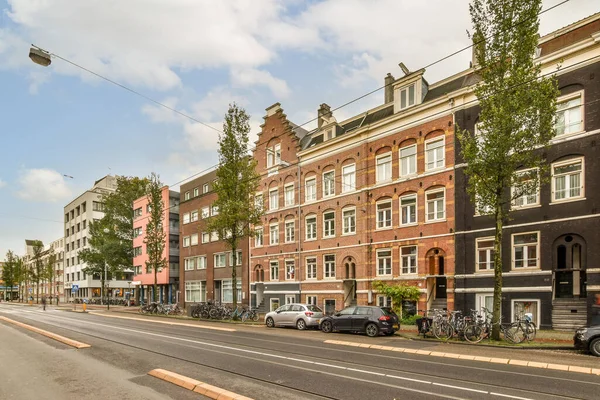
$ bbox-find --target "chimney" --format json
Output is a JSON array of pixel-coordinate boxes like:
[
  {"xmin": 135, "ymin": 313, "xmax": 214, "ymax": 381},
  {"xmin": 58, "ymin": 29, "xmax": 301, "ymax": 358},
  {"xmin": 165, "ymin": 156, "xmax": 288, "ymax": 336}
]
[
  {"xmin": 384, "ymin": 73, "xmax": 395, "ymax": 104},
  {"xmin": 318, "ymin": 103, "xmax": 332, "ymax": 129}
]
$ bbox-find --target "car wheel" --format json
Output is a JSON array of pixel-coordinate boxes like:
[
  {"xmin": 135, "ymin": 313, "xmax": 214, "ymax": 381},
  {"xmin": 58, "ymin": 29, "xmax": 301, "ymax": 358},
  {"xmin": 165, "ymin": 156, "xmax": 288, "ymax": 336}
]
[
  {"xmin": 365, "ymin": 323, "xmax": 380, "ymax": 337},
  {"xmin": 266, "ymin": 317, "xmax": 275, "ymax": 328},
  {"xmin": 590, "ymin": 337, "xmax": 600, "ymax": 357},
  {"xmin": 321, "ymin": 320, "xmax": 333, "ymax": 333},
  {"xmin": 296, "ymin": 319, "xmax": 307, "ymax": 330}
]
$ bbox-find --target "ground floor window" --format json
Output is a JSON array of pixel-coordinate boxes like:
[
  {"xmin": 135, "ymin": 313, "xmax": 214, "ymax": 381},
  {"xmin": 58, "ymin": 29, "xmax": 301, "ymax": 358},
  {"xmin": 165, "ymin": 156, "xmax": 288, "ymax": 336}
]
[
  {"xmin": 377, "ymin": 295, "xmax": 392, "ymax": 307},
  {"xmin": 185, "ymin": 280, "xmax": 205, "ymax": 303},
  {"xmin": 270, "ymin": 298, "xmax": 280, "ymax": 311},
  {"xmin": 306, "ymin": 295, "xmax": 317, "ymax": 306},
  {"xmin": 221, "ymin": 279, "xmax": 242, "ymax": 303},
  {"xmin": 512, "ymin": 299, "xmax": 539, "ymax": 326},
  {"xmin": 402, "ymin": 300, "xmax": 417, "ymax": 317},
  {"xmin": 285, "ymin": 294, "xmax": 295, "ymax": 304},
  {"xmin": 324, "ymin": 299, "xmax": 336, "ymax": 315},
  {"xmin": 476, "ymin": 293, "xmax": 495, "ymax": 317}
]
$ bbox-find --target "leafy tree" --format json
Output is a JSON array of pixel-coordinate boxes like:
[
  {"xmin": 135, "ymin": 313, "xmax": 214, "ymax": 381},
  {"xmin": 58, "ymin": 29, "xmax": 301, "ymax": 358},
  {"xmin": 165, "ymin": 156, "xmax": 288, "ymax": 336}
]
[
  {"xmin": 372, "ymin": 281, "xmax": 420, "ymax": 319},
  {"xmin": 44, "ymin": 251, "xmax": 57, "ymax": 299},
  {"xmin": 144, "ymin": 172, "xmax": 167, "ymax": 302},
  {"xmin": 2, "ymin": 251, "xmax": 17, "ymax": 301},
  {"xmin": 207, "ymin": 103, "xmax": 263, "ymax": 309},
  {"xmin": 13, "ymin": 256, "xmax": 25, "ymax": 302},
  {"xmin": 457, "ymin": 0, "xmax": 559, "ymax": 340},
  {"xmin": 30, "ymin": 241, "xmax": 45, "ymax": 303}
]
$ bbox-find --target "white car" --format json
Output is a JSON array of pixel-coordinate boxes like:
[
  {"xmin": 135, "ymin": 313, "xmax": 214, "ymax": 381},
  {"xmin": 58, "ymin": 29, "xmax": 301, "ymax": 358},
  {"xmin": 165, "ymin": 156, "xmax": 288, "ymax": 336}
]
[{"xmin": 265, "ymin": 303, "xmax": 324, "ymax": 330}]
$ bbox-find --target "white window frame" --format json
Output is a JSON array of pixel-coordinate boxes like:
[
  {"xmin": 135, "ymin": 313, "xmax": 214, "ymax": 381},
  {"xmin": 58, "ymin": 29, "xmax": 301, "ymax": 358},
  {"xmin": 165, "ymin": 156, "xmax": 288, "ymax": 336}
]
[
  {"xmin": 190, "ymin": 233, "xmax": 198, "ymax": 246},
  {"xmin": 323, "ymin": 211, "xmax": 335, "ymax": 238},
  {"xmin": 210, "ymin": 231, "xmax": 218, "ymax": 242},
  {"xmin": 269, "ymin": 188, "xmax": 279, "ymax": 211},
  {"xmin": 198, "ymin": 256, "xmax": 207, "ymax": 270},
  {"xmin": 182, "ymin": 213, "xmax": 190, "ymax": 224},
  {"xmin": 201, "ymin": 207, "xmax": 210, "ymax": 219},
  {"xmin": 476, "ymin": 237, "xmax": 495, "ymax": 272},
  {"xmin": 269, "ymin": 223, "xmax": 279, "ymax": 245},
  {"xmin": 512, "ymin": 168, "xmax": 539, "ymax": 209},
  {"xmin": 190, "ymin": 210, "xmax": 199, "ymax": 222},
  {"xmin": 342, "ymin": 164, "xmax": 356, "ymax": 192},
  {"xmin": 425, "ymin": 137, "xmax": 445, "ymax": 171},
  {"xmin": 377, "ymin": 295, "xmax": 392, "ymax": 307},
  {"xmin": 229, "ymin": 250, "xmax": 242, "ymax": 267},
  {"xmin": 376, "ymin": 199, "xmax": 392, "ymax": 229},
  {"xmin": 270, "ymin": 260, "xmax": 279, "ymax": 281},
  {"xmin": 551, "ymin": 157, "xmax": 584, "ymax": 203},
  {"xmin": 184, "ymin": 257, "xmax": 196, "ymax": 271},
  {"xmin": 182, "ymin": 236, "xmax": 190, "ymax": 248},
  {"xmin": 306, "ymin": 257, "xmax": 317, "ymax": 280},
  {"xmin": 184, "ymin": 191, "xmax": 190, "ymax": 201},
  {"xmin": 511, "ymin": 232, "xmax": 540, "ymax": 270},
  {"xmin": 201, "ymin": 232, "xmax": 209, "ymax": 244},
  {"xmin": 554, "ymin": 91, "xmax": 584, "ymax": 137},
  {"xmin": 285, "ymin": 259, "xmax": 295, "ymax": 280},
  {"xmin": 254, "ymin": 193, "xmax": 264, "ymax": 209},
  {"xmin": 267, "ymin": 143, "xmax": 281, "ymax": 168},
  {"xmin": 376, "ymin": 153, "xmax": 392, "ymax": 183},
  {"xmin": 202, "ymin": 183, "xmax": 209, "ymax": 193},
  {"xmin": 285, "ymin": 220, "xmax": 295, "ymax": 243},
  {"xmin": 306, "ymin": 295, "xmax": 317, "ymax": 306},
  {"xmin": 511, "ymin": 299, "xmax": 541, "ymax": 327},
  {"xmin": 270, "ymin": 298, "xmax": 280, "ymax": 312},
  {"xmin": 399, "ymin": 83, "xmax": 416, "ymax": 110},
  {"xmin": 323, "ymin": 170, "xmax": 335, "ymax": 197},
  {"xmin": 211, "ymin": 205, "xmax": 219, "ymax": 216},
  {"xmin": 193, "ymin": 188, "xmax": 199, "ymax": 197},
  {"xmin": 425, "ymin": 188, "xmax": 446, "ymax": 222},
  {"xmin": 342, "ymin": 207, "xmax": 356, "ymax": 235},
  {"xmin": 400, "ymin": 193, "xmax": 417, "ymax": 226},
  {"xmin": 401, "ymin": 246, "xmax": 418, "ymax": 275},
  {"xmin": 305, "ymin": 215, "xmax": 317, "ymax": 240},
  {"xmin": 285, "ymin": 294, "xmax": 296, "ymax": 304},
  {"xmin": 284, "ymin": 184, "xmax": 295, "ymax": 207},
  {"xmin": 399, "ymin": 144, "xmax": 417, "ymax": 177},
  {"xmin": 254, "ymin": 227, "xmax": 263, "ymax": 247},
  {"xmin": 305, "ymin": 177, "xmax": 317, "ymax": 202},
  {"xmin": 185, "ymin": 280, "xmax": 205, "ymax": 303},
  {"xmin": 376, "ymin": 248, "xmax": 392, "ymax": 276},
  {"xmin": 324, "ymin": 254, "xmax": 336, "ymax": 279},
  {"xmin": 214, "ymin": 253, "xmax": 226, "ymax": 268}
]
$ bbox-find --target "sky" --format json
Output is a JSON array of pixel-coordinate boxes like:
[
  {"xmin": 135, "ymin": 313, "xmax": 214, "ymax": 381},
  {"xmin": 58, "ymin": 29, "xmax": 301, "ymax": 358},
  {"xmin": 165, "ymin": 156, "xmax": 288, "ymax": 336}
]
[{"xmin": 0, "ymin": 0, "xmax": 598, "ymax": 258}]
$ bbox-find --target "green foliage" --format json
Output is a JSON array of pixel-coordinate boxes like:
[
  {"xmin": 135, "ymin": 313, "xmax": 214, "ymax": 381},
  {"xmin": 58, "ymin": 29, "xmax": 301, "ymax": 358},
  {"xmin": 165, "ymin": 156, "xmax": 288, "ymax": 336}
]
[
  {"xmin": 2, "ymin": 251, "xmax": 17, "ymax": 299},
  {"xmin": 144, "ymin": 172, "xmax": 167, "ymax": 302},
  {"xmin": 31, "ymin": 240, "xmax": 44, "ymax": 303},
  {"xmin": 457, "ymin": 0, "xmax": 559, "ymax": 340},
  {"xmin": 372, "ymin": 281, "xmax": 420, "ymax": 318},
  {"xmin": 207, "ymin": 103, "xmax": 263, "ymax": 307}
]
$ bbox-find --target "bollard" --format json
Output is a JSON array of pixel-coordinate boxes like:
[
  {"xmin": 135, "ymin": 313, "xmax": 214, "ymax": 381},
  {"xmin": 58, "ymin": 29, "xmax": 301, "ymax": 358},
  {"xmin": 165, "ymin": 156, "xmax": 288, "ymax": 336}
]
[{"xmin": 82, "ymin": 303, "xmax": 87, "ymax": 312}]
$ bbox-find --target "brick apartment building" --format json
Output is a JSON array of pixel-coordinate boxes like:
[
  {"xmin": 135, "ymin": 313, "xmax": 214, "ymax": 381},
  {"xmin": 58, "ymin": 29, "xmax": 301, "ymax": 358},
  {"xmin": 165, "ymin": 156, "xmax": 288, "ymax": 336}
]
[
  {"xmin": 132, "ymin": 186, "xmax": 180, "ymax": 304},
  {"xmin": 179, "ymin": 171, "xmax": 249, "ymax": 309},
  {"xmin": 454, "ymin": 13, "xmax": 600, "ymax": 330}
]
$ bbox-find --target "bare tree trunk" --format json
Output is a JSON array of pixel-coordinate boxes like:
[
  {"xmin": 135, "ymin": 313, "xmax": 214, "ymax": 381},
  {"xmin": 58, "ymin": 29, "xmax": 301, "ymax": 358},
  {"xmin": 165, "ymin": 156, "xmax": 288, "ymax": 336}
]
[
  {"xmin": 232, "ymin": 244, "xmax": 238, "ymax": 309},
  {"xmin": 492, "ymin": 209, "xmax": 504, "ymax": 341}
]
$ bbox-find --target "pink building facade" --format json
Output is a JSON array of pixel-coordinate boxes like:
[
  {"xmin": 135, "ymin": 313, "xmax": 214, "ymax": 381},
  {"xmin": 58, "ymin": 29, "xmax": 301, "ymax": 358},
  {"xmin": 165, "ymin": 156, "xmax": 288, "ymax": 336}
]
[{"xmin": 132, "ymin": 186, "xmax": 180, "ymax": 304}]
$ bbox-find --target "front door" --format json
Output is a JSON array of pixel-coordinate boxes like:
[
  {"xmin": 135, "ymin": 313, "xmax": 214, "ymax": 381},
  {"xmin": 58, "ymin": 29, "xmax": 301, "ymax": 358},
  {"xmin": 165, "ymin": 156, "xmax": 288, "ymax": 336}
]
[
  {"xmin": 214, "ymin": 281, "xmax": 222, "ymax": 303},
  {"xmin": 555, "ymin": 271, "xmax": 573, "ymax": 298},
  {"xmin": 435, "ymin": 277, "xmax": 447, "ymax": 298}
]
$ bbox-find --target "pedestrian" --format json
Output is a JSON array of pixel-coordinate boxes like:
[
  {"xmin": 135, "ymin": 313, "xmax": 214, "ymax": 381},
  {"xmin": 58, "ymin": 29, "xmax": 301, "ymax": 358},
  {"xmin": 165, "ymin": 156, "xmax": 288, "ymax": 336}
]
[{"xmin": 41, "ymin": 296, "xmax": 47, "ymax": 311}]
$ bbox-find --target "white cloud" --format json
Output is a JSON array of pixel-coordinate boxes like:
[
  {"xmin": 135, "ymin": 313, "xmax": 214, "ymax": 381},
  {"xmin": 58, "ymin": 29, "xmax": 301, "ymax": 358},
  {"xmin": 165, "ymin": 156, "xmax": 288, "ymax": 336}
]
[
  {"xmin": 230, "ymin": 67, "xmax": 291, "ymax": 98},
  {"xmin": 17, "ymin": 169, "xmax": 72, "ymax": 202},
  {"xmin": 0, "ymin": 178, "xmax": 6, "ymax": 188}
]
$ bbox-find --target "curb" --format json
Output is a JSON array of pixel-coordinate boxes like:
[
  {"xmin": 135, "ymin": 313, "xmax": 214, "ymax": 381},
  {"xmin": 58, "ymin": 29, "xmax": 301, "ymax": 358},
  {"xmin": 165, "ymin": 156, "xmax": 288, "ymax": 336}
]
[
  {"xmin": 148, "ymin": 369, "xmax": 252, "ymax": 400},
  {"xmin": 324, "ymin": 339, "xmax": 600, "ymax": 376},
  {"xmin": 398, "ymin": 333, "xmax": 574, "ymax": 350},
  {"xmin": 88, "ymin": 312, "xmax": 237, "ymax": 332},
  {"xmin": 0, "ymin": 316, "xmax": 91, "ymax": 349}
]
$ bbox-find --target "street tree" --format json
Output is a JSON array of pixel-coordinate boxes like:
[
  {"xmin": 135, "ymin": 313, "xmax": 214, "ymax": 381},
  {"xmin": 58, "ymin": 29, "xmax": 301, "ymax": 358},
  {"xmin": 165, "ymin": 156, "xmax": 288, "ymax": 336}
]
[
  {"xmin": 30, "ymin": 240, "xmax": 45, "ymax": 303},
  {"xmin": 14, "ymin": 256, "xmax": 25, "ymax": 302},
  {"xmin": 372, "ymin": 281, "xmax": 420, "ymax": 319},
  {"xmin": 2, "ymin": 250, "xmax": 17, "ymax": 301},
  {"xmin": 207, "ymin": 103, "xmax": 263, "ymax": 309},
  {"xmin": 44, "ymin": 250, "xmax": 57, "ymax": 300},
  {"xmin": 457, "ymin": 0, "xmax": 559, "ymax": 340},
  {"xmin": 144, "ymin": 172, "xmax": 167, "ymax": 303}
]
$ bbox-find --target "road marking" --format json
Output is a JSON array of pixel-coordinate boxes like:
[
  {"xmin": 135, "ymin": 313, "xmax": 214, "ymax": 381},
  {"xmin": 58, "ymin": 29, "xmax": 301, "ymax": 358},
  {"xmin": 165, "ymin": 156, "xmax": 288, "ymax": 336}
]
[
  {"xmin": 433, "ymin": 383, "xmax": 488, "ymax": 394},
  {"xmin": 149, "ymin": 369, "xmax": 253, "ymax": 400},
  {"xmin": 491, "ymin": 393, "xmax": 533, "ymax": 400},
  {"xmin": 88, "ymin": 312, "xmax": 236, "ymax": 332},
  {"xmin": 0, "ymin": 316, "xmax": 91, "ymax": 349},
  {"xmin": 324, "ymin": 339, "xmax": 600, "ymax": 377}
]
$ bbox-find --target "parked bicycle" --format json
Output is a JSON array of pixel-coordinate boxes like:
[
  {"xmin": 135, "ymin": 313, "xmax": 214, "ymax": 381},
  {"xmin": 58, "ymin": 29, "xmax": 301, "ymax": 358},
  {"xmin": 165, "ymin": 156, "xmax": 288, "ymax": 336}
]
[{"xmin": 463, "ymin": 307, "xmax": 525, "ymax": 344}]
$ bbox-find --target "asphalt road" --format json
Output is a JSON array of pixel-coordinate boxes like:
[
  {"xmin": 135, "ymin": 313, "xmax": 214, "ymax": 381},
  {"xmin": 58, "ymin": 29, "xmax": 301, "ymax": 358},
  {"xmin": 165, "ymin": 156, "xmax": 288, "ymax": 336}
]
[{"xmin": 1, "ymin": 303, "xmax": 599, "ymax": 400}]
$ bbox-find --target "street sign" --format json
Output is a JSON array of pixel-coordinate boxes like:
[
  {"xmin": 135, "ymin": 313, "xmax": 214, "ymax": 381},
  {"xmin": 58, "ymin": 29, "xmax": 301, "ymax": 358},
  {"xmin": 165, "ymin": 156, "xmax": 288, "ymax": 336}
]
[{"xmin": 71, "ymin": 284, "xmax": 79, "ymax": 293}]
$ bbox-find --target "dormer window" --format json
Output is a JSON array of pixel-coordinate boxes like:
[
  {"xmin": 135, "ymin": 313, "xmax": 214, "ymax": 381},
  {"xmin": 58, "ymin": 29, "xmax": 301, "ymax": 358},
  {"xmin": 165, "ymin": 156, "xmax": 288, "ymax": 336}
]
[
  {"xmin": 399, "ymin": 83, "xmax": 416, "ymax": 110},
  {"xmin": 267, "ymin": 144, "xmax": 281, "ymax": 168},
  {"xmin": 326, "ymin": 130, "xmax": 334, "ymax": 141}
]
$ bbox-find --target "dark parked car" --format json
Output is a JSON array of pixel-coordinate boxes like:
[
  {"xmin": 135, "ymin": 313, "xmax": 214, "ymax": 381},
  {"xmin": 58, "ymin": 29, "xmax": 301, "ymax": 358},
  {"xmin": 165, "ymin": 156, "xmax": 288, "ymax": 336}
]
[
  {"xmin": 574, "ymin": 325, "xmax": 600, "ymax": 357},
  {"xmin": 319, "ymin": 306, "xmax": 399, "ymax": 337}
]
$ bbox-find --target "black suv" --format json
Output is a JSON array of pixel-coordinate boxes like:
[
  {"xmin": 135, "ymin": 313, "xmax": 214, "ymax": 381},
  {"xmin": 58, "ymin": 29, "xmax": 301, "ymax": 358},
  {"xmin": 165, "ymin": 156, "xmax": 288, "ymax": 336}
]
[
  {"xmin": 574, "ymin": 325, "xmax": 600, "ymax": 357},
  {"xmin": 319, "ymin": 306, "xmax": 399, "ymax": 337}
]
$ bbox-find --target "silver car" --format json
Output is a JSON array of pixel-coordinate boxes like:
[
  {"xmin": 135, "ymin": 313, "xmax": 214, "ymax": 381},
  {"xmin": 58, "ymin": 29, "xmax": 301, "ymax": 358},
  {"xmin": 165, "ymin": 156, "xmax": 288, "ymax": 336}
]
[{"xmin": 265, "ymin": 303, "xmax": 324, "ymax": 330}]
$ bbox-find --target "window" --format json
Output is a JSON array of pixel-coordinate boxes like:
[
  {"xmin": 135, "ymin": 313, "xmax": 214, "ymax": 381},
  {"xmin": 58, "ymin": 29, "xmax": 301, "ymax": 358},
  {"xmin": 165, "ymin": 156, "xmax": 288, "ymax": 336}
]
[
  {"xmin": 426, "ymin": 189, "xmax": 445, "ymax": 221},
  {"xmin": 185, "ymin": 280, "xmax": 205, "ymax": 303},
  {"xmin": 307, "ymin": 296, "xmax": 317, "ymax": 306},
  {"xmin": 284, "ymin": 184, "xmax": 294, "ymax": 206},
  {"xmin": 182, "ymin": 236, "xmax": 190, "ymax": 248},
  {"xmin": 214, "ymin": 253, "xmax": 226, "ymax": 268},
  {"xmin": 323, "ymin": 211, "xmax": 335, "ymax": 237},
  {"xmin": 82, "ymin": 220, "xmax": 86, "ymax": 229},
  {"xmin": 201, "ymin": 232, "xmax": 209, "ymax": 244},
  {"xmin": 203, "ymin": 183, "xmax": 209, "ymax": 193},
  {"xmin": 475, "ymin": 195, "xmax": 493, "ymax": 215},
  {"xmin": 92, "ymin": 201, "xmax": 105, "ymax": 212},
  {"xmin": 512, "ymin": 232, "xmax": 539, "ymax": 269},
  {"xmin": 306, "ymin": 257, "xmax": 317, "ymax": 279},
  {"xmin": 269, "ymin": 189, "xmax": 279, "ymax": 210},
  {"xmin": 400, "ymin": 194, "xmax": 417, "ymax": 225},
  {"xmin": 270, "ymin": 260, "xmax": 279, "ymax": 281},
  {"xmin": 267, "ymin": 143, "xmax": 281, "ymax": 168},
  {"xmin": 285, "ymin": 260, "xmax": 295, "ymax": 280},
  {"xmin": 270, "ymin": 298, "xmax": 280, "ymax": 312},
  {"xmin": 229, "ymin": 250, "xmax": 242, "ymax": 266},
  {"xmin": 184, "ymin": 257, "xmax": 196, "ymax": 271},
  {"xmin": 183, "ymin": 213, "xmax": 190, "ymax": 224},
  {"xmin": 376, "ymin": 200, "xmax": 392, "ymax": 229},
  {"xmin": 285, "ymin": 220, "xmax": 295, "ymax": 243},
  {"xmin": 399, "ymin": 83, "xmax": 416, "ymax": 110},
  {"xmin": 191, "ymin": 210, "xmax": 199, "ymax": 222},
  {"xmin": 376, "ymin": 153, "xmax": 392, "ymax": 182},
  {"xmin": 552, "ymin": 158, "xmax": 584, "ymax": 202},
  {"xmin": 342, "ymin": 208, "xmax": 356, "ymax": 234},
  {"xmin": 377, "ymin": 249, "xmax": 392, "ymax": 276},
  {"xmin": 270, "ymin": 223, "xmax": 279, "ymax": 245},
  {"xmin": 555, "ymin": 92, "xmax": 583, "ymax": 136},
  {"xmin": 305, "ymin": 215, "xmax": 317, "ymax": 240},
  {"xmin": 324, "ymin": 254, "xmax": 335, "ymax": 278},
  {"xmin": 255, "ymin": 228, "xmax": 263, "ymax": 247},
  {"xmin": 400, "ymin": 144, "xmax": 417, "ymax": 176},
  {"xmin": 198, "ymin": 256, "xmax": 206, "ymax": 270},
  {"xmin": 512, "ymin": 169, "xmax": 539, "ymax": 208},
  {"xmin": 512, "ymin": 300, "xmax": 539, "ymax": 326},
  {"xmin": 193, "ymin": 188, "xmax": 199, "ymax": 197},
  {"xmin": 425, "ymin": 138, "xmax": 445, "ymax": 170},
  {"xmin": 222, "ymin": 279, "xmax": 242, "ymax": 303},
  {"xmin": 211, "ymin": 205, "xmax": 219, "ymax": 216},
  {"xmin": 66, "ymin": 243, "xmax": 70, "ymax": 252},
  {"xmin": 255, "ymin": 193, "xmax": 264, "ymax": 209},
  {"xmin": 476, "ymin": 237, "xmax": 495, "ymax": 271},
  {"xmin": 305, "ymin": 178, "xmax": 316, "ymax": 202},
  {"xmin": 401, "ymin": 246, "xmax": 417, "ymax": 274},
  {"xmin": 201, "ymin": 207, "xmax": 210, "ymax": 219},
  {"xmin": 323, "ymin": 171, "xmax": 335, "ymax": 197},
  {"xmin": 210, "ymin": 231, "xmax": 218, "ymax": 242},
  {"xmin": 133, "ymin": 246, "xmax": 143, "ymax": 257},
  {"xmin": 377, "ymin": 296, "xmax": 392, "ymax": 307},
  {"xmin": 324, "ymin": 299, "xmax": 336, "ymax": 315},
  {"xmin": 190, "ymin": 233, "xmax": 198, "ymax": 246},
  {"xmin": 342, "ymin": 164, "xmax": 356, "ymax": 192},
  {"xmin": 184, "ymin": 191, "xmax": 190, "ymax": 201}
]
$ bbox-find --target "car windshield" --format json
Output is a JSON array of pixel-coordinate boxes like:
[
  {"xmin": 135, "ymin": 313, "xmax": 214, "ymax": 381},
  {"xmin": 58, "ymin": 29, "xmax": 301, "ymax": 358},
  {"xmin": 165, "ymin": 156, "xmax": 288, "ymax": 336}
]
[{"xmin": 307, "ymin": 305, "xmax": 323, "ymax": 313}]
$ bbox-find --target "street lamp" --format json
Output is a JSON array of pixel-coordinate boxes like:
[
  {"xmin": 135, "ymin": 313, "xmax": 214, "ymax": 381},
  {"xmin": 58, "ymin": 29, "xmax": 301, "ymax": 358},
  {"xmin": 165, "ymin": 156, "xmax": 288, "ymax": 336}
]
[{"xmin": 29, "ymin": 46, "xmax": 51, "ymax": 67}]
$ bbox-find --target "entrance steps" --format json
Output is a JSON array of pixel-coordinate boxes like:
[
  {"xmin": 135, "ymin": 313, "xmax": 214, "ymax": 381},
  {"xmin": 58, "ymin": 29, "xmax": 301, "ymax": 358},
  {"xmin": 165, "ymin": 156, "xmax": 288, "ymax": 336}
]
[
  {"xmin": 552, "ymin": 299, "xmax": 587, "ymax": 331},
  {"xmin": 431, "ymin": 298, "xmax": 447, "ymax": 311}
]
